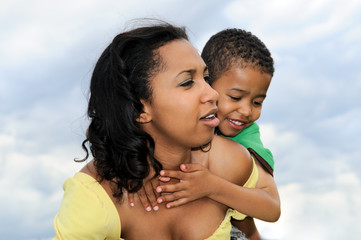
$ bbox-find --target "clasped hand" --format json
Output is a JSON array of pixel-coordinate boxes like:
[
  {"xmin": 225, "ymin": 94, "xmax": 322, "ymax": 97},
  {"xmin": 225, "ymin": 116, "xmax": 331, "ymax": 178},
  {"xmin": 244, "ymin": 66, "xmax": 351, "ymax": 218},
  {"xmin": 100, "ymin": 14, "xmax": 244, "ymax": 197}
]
[{"xmin": 128, "ymin": 163, "xmax": 213, "ymax": 211}]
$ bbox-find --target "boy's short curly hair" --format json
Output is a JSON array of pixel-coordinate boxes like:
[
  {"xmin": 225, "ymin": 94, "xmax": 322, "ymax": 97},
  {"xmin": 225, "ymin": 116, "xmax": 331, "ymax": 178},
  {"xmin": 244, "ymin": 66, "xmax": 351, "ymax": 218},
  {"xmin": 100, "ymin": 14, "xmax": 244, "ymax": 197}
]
[{"xmin": 201, "ymin": 28, "xmax": 274, "ymax": 84}]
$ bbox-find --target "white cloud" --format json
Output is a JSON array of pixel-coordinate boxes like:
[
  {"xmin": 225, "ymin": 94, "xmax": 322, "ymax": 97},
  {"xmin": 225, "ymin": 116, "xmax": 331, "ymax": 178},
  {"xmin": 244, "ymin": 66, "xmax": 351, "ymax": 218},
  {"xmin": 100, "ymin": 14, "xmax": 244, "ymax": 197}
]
[
  {"xmin": 0, "ymin": 147, "xmax": 85, "ymax": 239},
  {"xmin": 0, "ymin": 0, "xmax": 148, "ymax": 66},
  {"xmin": 258, "ymin": 123, "xmax": 299, "ymax": 152},
  {"xmin": 256, "ymin": 178, "xmax": 361, "ymax": 240},
  {"xmin": 224, "ymin": 0, "xmax": 361, "ymax": 49},
  {"xmin": 0, "ymin": 134, "xmax": 15, "ymax": 148},
  {"xmin": 256, "ymin": 123, "xmax": 361, "ymax": 239},
  {"xmin": 317, "ymin": 108, "xmax": 361, "ymax": 134}
]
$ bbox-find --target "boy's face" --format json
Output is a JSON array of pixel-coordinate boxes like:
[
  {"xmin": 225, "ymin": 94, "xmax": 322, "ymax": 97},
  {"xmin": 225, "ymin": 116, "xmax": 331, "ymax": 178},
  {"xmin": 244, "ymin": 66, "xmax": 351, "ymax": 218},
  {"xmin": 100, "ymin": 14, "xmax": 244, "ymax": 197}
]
[{"xmin": 212, "ymin": 67, "xmax": 272, "ymax": 137}]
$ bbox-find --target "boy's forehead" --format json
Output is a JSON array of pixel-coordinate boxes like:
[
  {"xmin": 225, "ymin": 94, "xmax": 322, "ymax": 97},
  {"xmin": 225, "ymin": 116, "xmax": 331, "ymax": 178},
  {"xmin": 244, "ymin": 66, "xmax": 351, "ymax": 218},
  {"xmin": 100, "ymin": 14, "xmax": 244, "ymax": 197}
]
[
  {"xmin": 218, "ymin": 66, "xmax": 272, "ymax": 85},
  {"xmin": 234, "ymin": 62, "xmax": 273, "ymax": 78},
  {"xmin": 224, "ymin": 64, "xmax": 260, "ymax": 75}
]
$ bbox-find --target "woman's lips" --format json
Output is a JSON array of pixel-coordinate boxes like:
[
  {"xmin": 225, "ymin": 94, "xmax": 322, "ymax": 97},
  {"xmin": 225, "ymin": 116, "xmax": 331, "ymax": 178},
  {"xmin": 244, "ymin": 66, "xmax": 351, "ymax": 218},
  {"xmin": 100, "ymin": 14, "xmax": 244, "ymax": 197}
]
[{"xmin": 201, "ymin": 113, "xmax": 220, "ymax": 128}]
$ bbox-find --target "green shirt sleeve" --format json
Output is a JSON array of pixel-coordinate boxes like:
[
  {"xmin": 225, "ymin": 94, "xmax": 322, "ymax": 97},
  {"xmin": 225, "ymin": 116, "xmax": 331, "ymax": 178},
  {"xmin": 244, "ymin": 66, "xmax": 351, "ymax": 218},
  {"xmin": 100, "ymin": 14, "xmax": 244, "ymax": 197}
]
[{"xmin": 226, "ymin": 122, "xmax": 274, "ymax": 172}]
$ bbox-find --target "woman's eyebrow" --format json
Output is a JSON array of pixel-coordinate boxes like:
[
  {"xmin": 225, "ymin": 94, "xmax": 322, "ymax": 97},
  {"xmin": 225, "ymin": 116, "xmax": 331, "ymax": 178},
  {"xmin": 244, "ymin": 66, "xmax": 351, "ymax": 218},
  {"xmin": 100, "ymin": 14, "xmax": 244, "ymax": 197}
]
[
  {"xmin": 176, "ymin": 69, "xmax": 195, "ymax": 77},
  {"xmin": 176, "ymin": 66, "xmax": 208, "ymax": 77}
]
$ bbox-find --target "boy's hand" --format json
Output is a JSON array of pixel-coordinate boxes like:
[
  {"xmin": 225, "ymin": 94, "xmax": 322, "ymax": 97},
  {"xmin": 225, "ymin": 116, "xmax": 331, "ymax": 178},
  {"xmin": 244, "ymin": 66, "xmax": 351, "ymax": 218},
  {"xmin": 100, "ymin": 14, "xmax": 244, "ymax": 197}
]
[
  {"xmin": 156, "ymin": 163, "xmax": 214, "ymax": 208},
  {"xmin": 128, "ymin": 172, "xmax": 160, "ymax": 211}
]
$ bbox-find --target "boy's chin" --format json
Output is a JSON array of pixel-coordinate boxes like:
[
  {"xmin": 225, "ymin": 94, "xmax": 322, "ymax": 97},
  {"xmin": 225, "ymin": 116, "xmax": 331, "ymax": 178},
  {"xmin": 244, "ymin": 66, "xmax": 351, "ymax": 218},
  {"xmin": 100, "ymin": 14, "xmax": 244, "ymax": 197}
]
[{"xmin": 218, "ymin": 127, "xmax": 242, "ymax": 137}]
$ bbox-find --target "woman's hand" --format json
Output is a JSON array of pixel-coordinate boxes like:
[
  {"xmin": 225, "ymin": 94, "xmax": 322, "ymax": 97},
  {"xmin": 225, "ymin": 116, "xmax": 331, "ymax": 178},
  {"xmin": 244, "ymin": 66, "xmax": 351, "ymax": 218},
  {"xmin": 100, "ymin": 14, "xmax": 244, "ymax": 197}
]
[
  {"xmin": 128, "ymin": 172, "xmax": 161, "ymax": 211},
  {"xmin": 156, "ymin": 163, "xmax": 216, "ymax": 208}
]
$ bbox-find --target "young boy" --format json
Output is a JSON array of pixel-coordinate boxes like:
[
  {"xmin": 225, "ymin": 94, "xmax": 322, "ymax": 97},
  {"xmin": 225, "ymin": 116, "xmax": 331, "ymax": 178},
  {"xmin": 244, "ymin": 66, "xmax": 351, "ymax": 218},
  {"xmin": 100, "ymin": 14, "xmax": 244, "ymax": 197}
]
[
  {"xmin": 129, "ymin": 28, "xmax": 279, "ymax": 240},
  {"xmin": 202, "ymin": 28, "xmax": 275, "ymax": 175},
  {"xmin": 201, "ymin": 28, "xmax": 277, "ymax": 239}
]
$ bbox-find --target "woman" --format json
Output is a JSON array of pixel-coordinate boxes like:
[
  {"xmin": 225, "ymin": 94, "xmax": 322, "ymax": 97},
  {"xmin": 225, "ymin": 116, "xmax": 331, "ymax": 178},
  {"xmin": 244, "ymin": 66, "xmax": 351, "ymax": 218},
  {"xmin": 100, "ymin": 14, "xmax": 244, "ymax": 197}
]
[{"xmin": 53, "ymin": 21, "xmax": 259, "ymax": 239}]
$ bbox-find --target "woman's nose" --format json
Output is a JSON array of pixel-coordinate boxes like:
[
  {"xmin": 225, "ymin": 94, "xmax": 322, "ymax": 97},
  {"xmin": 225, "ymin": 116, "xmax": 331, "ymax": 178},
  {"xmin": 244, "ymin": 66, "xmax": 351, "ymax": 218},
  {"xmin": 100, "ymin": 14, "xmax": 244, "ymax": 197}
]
[{"xmin": 201, "ymin": 80, "xmax": 219, "ymax": 104}]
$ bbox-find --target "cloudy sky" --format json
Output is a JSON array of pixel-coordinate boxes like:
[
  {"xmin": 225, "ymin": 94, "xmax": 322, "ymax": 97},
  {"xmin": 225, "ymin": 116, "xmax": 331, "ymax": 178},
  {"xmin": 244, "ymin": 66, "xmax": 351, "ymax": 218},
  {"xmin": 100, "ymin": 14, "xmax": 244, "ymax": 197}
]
[{"xmin": 1, "ymin": 0, "xmax": 361, "ymax": 239}]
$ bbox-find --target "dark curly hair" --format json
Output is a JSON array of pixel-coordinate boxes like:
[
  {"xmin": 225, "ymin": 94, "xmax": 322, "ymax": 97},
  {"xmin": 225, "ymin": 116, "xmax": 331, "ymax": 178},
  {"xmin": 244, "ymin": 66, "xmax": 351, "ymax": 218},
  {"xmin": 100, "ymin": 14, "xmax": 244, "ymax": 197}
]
[
  {"xmin": 79, "ymin": 21, "xmax": 188, "ymax": 198},
  {"xmin": 201, "ymin": 28, "xmax": 274, "ymax": 84}
]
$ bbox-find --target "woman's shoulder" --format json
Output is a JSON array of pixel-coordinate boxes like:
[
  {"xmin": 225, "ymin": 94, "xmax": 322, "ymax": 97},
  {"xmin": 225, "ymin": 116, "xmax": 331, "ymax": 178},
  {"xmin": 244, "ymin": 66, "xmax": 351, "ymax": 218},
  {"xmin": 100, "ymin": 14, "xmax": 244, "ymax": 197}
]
[
  {"xmin": 211, "ymin": 134, "xmax": 250, "ymax": 158},
  {"xmin": 209, "ymin": 135, "xmax": 253, "ymax": 185},
  {"xmin": 53, "ymin": 170, "xmax": 121, "ymax": 239},
  {"xmin": 58, "ymin": 173, "xmax": 109, "ymax": 219}
]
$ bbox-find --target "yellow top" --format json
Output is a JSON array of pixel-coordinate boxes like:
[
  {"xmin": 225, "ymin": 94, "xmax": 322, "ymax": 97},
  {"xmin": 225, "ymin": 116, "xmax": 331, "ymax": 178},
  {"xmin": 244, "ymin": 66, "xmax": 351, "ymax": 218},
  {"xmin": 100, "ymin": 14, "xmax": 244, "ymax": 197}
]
[
  {"xmin": 53, "ymin": 157, "xmax": 258, "ymax": 240},
  {"xmin": 53, "ymin": 172, "xmax": 121, "ymax": 240},
  {"xmin": 205, "ymin": 156, "xmax": 259, "ymax": 240}
]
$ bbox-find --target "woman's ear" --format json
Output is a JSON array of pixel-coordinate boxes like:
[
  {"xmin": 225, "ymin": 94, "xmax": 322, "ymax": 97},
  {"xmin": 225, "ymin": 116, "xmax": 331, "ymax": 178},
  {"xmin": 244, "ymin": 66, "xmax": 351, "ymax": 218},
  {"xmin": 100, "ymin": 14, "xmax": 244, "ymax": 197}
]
[{"xmin": 136, "ymin": 99, "xmax": 152, "ymax": 123}]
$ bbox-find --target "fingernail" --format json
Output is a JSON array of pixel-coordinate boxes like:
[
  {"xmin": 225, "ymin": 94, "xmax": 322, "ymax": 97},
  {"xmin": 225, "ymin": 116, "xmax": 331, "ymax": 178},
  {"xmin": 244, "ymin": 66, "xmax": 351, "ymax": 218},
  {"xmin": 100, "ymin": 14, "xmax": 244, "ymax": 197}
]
[
  {"xmin": 146, "ymin": 206, "xmax": 152, "ymax": 212},
  {"xmin": 160, "ymin": 171, "xmax": 164, "ymax": 176},
  {"xmin": 153, "ymin": 206, "xmax": 159, "ymax": 211},
  {"xmin": 156, "ymin": 187, "xmax": 162, "ymax": 193},
  {"xmin": 166, "ymin": 204, "xmax": 171, "ymax": 208},
  {"xmin": 130, "ymin": 202, "xmax": 134, "ymax": 207},
  {"xmin": 157, "ymin": 198, "xmax": 163, "ymax": 204}
]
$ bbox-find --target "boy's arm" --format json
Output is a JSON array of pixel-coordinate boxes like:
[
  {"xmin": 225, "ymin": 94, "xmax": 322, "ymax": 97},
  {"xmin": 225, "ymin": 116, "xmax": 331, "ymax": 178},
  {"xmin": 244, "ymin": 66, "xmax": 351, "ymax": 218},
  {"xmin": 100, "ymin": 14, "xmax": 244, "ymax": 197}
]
[
  {"xmin": 207, "ymin": 158, "xmax": 280, "ymax": 222},
  {"xmin": 231, "ymin": 156, "xmax": 279, "ymax": 239},
  {"xmin": 157, "ymin": 158, "xmax": 280, "ymax": 222},
  {"xmin": 232, "ymin": 148, "xmax": 279, "ymax": 240}
]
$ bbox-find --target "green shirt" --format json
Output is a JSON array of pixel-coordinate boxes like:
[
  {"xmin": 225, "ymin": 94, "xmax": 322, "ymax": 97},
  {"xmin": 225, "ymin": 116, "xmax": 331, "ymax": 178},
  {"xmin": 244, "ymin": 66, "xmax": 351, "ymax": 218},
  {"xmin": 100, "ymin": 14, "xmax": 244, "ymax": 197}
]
[{"xmin": 226, "ymin": 122, "xmax": 274, "ymax": 175}]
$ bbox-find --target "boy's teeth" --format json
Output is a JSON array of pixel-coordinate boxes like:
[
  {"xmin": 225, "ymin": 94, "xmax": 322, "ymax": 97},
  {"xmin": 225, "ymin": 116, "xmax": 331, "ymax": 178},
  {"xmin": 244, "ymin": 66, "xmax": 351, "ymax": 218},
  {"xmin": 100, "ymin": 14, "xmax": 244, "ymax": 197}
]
[{"xmin": 229, "ymin": 119, "xmax": 243, "ymax": 126}]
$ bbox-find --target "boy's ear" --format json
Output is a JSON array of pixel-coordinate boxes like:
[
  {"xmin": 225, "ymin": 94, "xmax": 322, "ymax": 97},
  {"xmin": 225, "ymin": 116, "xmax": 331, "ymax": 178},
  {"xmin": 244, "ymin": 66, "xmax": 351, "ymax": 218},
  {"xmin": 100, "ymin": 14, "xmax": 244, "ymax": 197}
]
[{"xmin": 136, "ymin": 99, "xmax": 152, "ymax": 123}]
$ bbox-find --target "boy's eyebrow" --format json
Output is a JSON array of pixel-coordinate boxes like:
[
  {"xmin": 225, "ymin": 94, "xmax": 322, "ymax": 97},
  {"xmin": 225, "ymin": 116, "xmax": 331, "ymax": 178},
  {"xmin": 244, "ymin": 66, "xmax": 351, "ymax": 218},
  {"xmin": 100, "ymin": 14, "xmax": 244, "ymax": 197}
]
[
  {"xmin": 230, "ymin": 88, "xmax": 249, "ymax": 94},
  {"xmin": 230, "ymin": 88, "xmax": 267, "ymax": 98},
  {"xmin": 256, "ymin": 93, "xmax": 267, "ymax": 98}
]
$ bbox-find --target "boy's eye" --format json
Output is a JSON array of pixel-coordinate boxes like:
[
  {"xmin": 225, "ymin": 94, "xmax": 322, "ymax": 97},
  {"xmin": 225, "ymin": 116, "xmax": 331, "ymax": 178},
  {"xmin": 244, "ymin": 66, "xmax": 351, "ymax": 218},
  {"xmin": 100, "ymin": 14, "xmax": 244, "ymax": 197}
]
[
  {"xmin": 204, "ymin": 75, "xmax": 211, "ymax": 84},
  {"xmin": 229, "ymin": 96, "xmax": 241, "ymax": 101},
  {"xmin": 179, "ymin": 79, "xmax": 194, "ymax": 87},
  {"xmin": 253, "ymin": 100, "xmax": 263, "ymax": 106}
]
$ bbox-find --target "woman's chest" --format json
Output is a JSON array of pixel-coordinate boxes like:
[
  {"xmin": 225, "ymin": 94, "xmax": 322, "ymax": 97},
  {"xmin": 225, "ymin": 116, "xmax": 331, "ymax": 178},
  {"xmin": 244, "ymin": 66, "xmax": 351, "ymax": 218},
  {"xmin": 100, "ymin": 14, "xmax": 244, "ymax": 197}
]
[{"xmin": 120, "ymin": 198, "xmax": 227, "ymax": 240}]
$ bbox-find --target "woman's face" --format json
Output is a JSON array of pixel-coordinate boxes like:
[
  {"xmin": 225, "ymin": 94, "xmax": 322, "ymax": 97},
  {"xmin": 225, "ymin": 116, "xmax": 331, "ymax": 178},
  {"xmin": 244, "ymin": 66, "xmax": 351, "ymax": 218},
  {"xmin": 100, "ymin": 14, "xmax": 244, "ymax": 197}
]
[{"xmin": 141, "ymin": 39, "xmax": 219, "ymax": 149}]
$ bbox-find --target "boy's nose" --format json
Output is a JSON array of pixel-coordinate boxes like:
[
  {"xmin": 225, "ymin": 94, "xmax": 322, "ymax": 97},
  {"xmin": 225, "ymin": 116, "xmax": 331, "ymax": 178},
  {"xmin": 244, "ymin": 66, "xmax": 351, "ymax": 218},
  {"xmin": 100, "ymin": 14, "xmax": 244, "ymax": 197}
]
[{"xmin": 237, "ymin": 103, "xmax": 252, "ymax": 117}]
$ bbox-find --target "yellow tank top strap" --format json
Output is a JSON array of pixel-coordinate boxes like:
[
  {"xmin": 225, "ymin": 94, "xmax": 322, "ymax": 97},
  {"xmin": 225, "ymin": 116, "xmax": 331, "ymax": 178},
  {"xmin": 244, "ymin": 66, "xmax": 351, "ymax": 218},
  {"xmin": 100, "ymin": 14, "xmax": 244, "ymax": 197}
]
[
  {"xmin": 205, "ymin": 156, "xmax": 259, "ymax": 239},
  {"xmin": 243, "ymin": 156, "xmax": 258, "ymax": 188},
  {"xmin": 229, "ymin": 156, "xmax": 258, "ymax": 221}
]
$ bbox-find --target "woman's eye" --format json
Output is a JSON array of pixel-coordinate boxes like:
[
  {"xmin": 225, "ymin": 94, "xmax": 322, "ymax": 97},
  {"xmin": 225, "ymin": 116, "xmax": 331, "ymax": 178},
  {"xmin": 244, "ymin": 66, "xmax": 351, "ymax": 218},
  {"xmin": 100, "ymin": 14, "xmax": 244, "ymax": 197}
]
[{"xmin": 180, "ymin": 79, "xmax": 194, "ymax": 87}]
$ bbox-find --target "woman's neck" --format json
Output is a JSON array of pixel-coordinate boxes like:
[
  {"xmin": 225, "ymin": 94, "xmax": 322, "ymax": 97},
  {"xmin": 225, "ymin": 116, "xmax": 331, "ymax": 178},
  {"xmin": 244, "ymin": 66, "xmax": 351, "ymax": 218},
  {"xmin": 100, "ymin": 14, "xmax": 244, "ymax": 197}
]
[{"xmin": 154, "ymin": 142, "xmax": 192, "ymax": 170}]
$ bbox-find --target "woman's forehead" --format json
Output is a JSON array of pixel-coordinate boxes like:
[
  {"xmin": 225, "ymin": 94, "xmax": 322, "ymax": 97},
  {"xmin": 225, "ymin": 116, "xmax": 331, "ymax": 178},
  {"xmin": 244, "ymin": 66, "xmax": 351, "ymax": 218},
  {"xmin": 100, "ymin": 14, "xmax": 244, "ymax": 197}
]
[{"xmin": 157, "ymin": 39, "xmax": 205, "ymax": 71}]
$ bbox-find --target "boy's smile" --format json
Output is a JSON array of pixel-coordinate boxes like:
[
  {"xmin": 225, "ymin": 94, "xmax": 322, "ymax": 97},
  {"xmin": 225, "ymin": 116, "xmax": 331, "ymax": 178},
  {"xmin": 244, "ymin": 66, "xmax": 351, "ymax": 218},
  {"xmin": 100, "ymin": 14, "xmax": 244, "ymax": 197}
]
[{"xmin": 212, "ymin": 67, "xmax": 272, "ymax": 137}]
